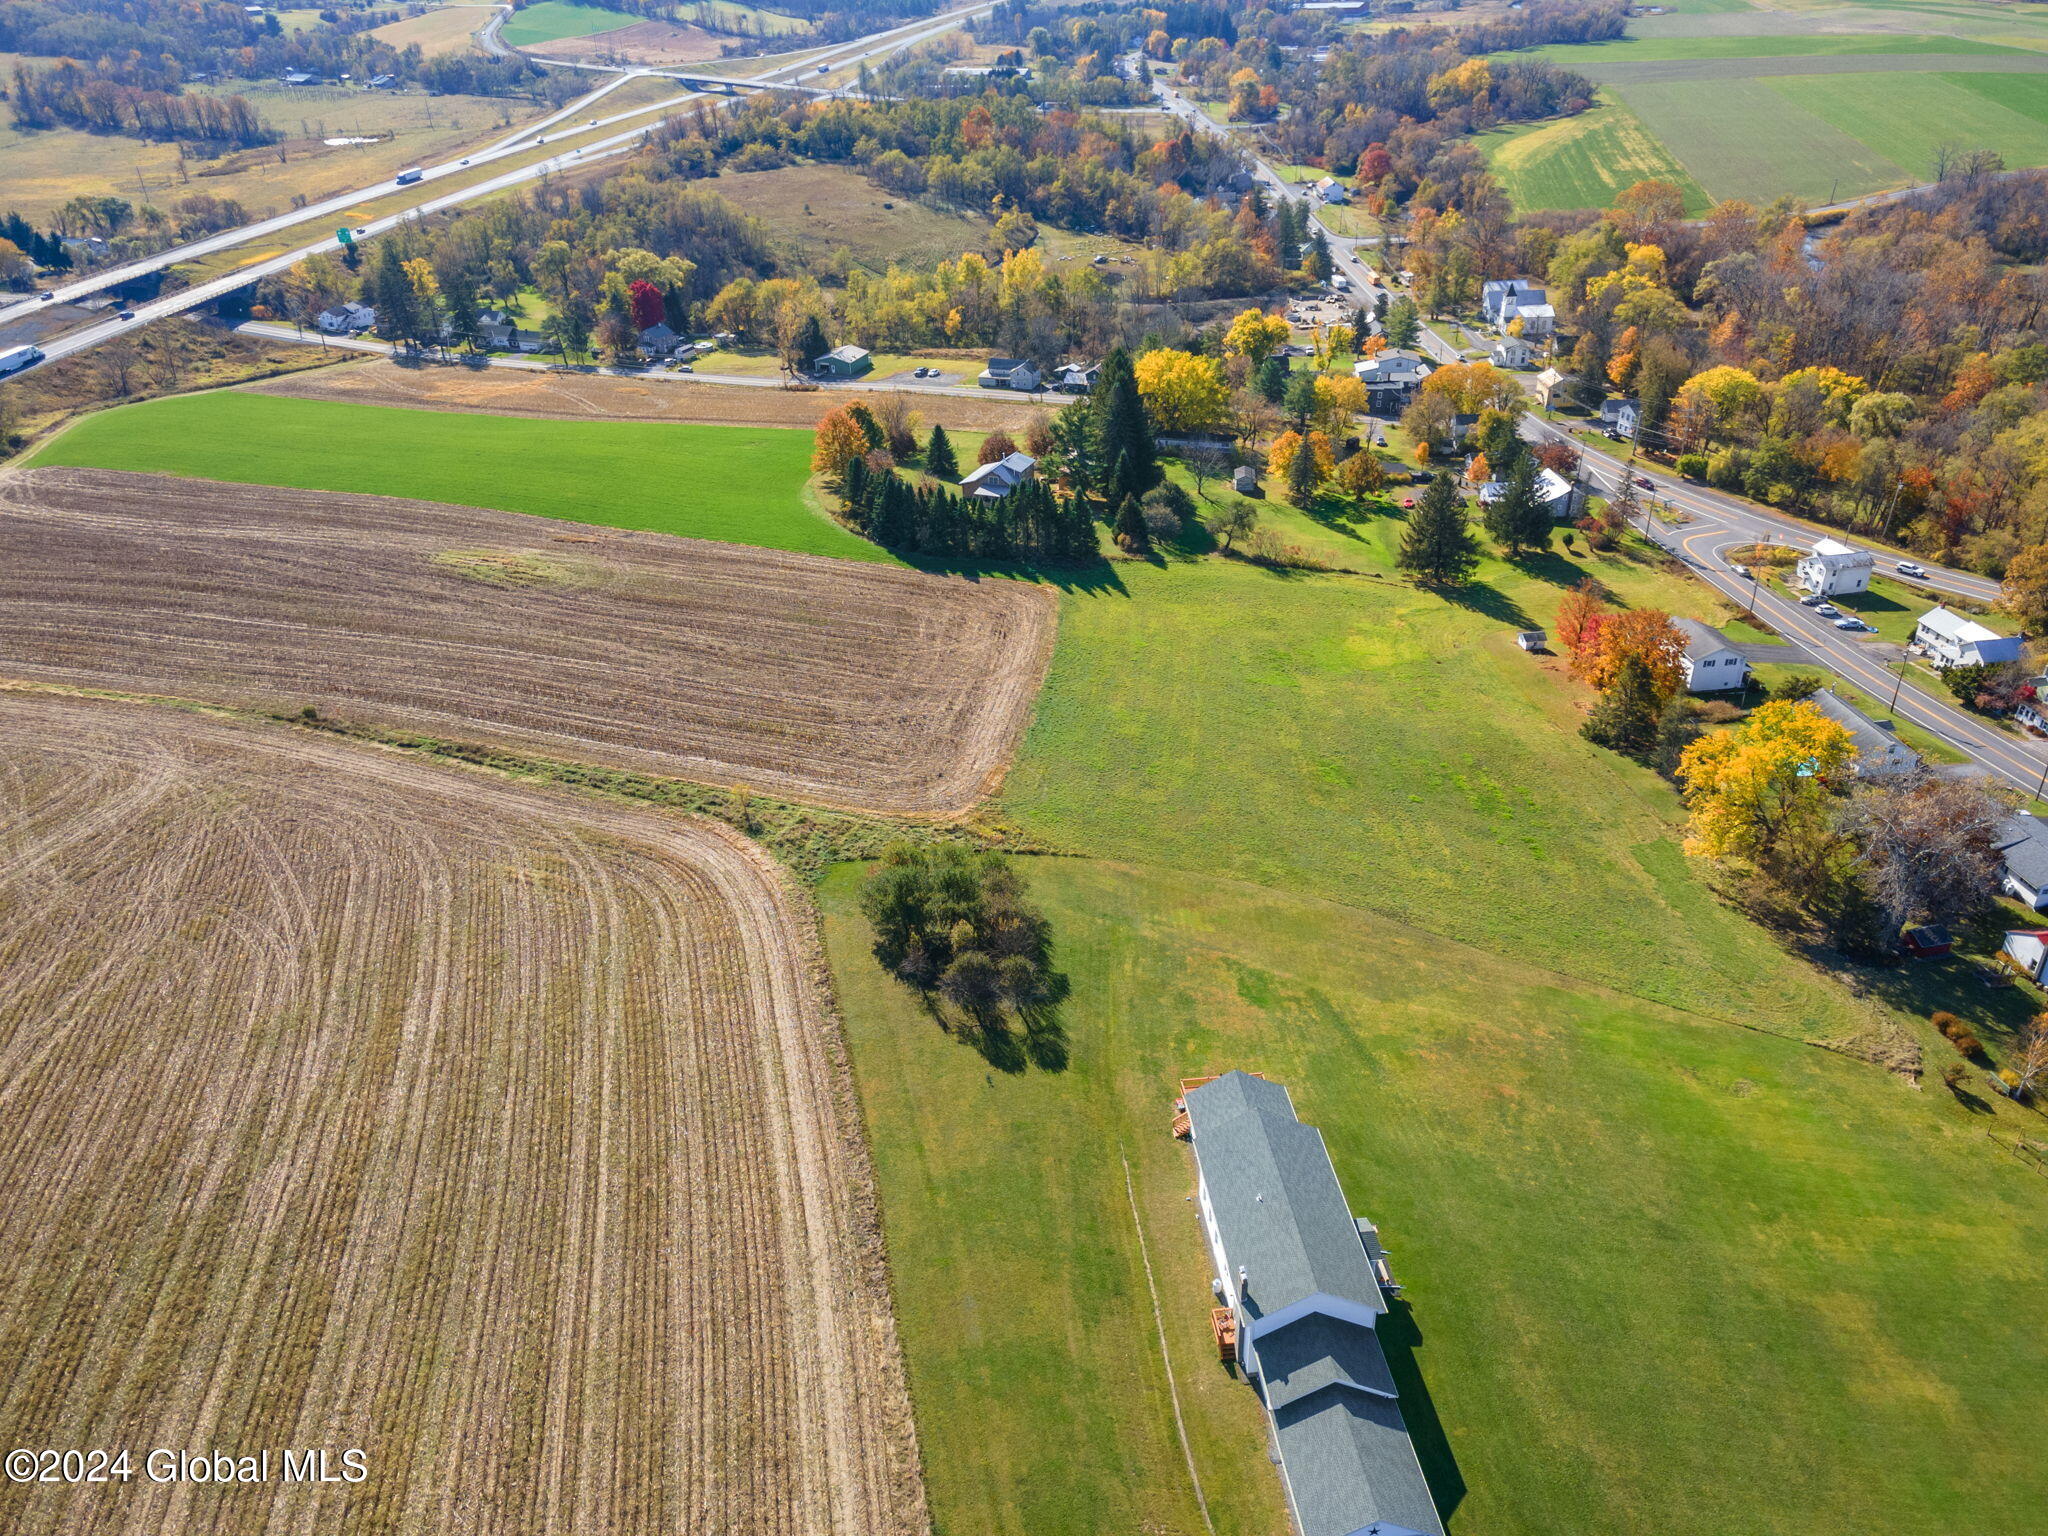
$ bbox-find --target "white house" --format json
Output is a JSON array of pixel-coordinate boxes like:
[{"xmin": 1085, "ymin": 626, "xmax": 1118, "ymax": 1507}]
[
  {"xmin": 1490, "ymin": 335, "xmax": 1534, "ymax": 370},
  {"xmin": 1795, "ymin": 537, "xmax": 1875, "ymax": 598},
  {"xmin": 315, "ymin": 300, "xmax": 376, "ymax": 334},
  {"xmin": 1913, "ymin": 606, "xmax": 2024, "ymax": 669},
  {"xmin": 1995, "ymin": 813, "xmax": 2048, "ymax": 909},
  {"xmin": 1052, "ymin": 361, "xmax": 1098, "ymax": 394},
  {"xmin": 1476, "ymin": 467, "xmax": 1579, "ymax": 521},
  {"xmin": 1503, "ymin": 300, "xmax": 1554, "ymax": 338},
  {"xmin": 978, "ymin": 356, "xmax": 1041, "ymax": 391},
  {"xmin": 1673, "ymin": 617, "xmax": 1749, "ymax": 693},
  {"xmin": 2002, "ymin": 928, "xmax": 2048, "ymax": 982},
  {"xmin": 1183, "ymin": 1073, "xmax": 1445, "ymax": 1536},
  {"xmin": 1532, "ymin": 366, "xmax": 1567, "ymax": 411},
  {"xmin": 1312, "ymin": 176, "xmax": 1351, "ymax": 205},
  {"xmin": 960, "ymin": 451, "xmax": 1037, "ymax": 500}
]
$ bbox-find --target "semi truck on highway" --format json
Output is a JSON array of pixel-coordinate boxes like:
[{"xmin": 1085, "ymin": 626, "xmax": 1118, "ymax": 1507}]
[
  {"xmin": 395, "ymin": 166, "xmax": 424, "ymax": 186},
  {"xmin": 0, "ymin": 344, "xmax": 45, "ymax": 377}
]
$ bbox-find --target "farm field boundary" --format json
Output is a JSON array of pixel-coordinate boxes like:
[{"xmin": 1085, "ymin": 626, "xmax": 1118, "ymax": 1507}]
[{"xmin": 0, "ymin": 468, "xmax": 1058, "ymax": 816}]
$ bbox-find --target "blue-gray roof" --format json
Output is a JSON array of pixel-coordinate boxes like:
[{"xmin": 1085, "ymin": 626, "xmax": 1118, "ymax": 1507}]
[
  {"xmin": 1257, "ymin": 1313, "xmax": 1399, "ymax": 1411},
  {"xmin": 1809, "ymin": 689, "xmax": 1921, "ymax": 778},
  {"xmin": 1997, "ymin": 813, "xmax": 2048, "ymax": 891},
  {"xmin": 1183, "ymin": 1072, "xmax": 1385, "ymax": 1320},
  {"xmin": 1276, "ymin": 1391, "xmax": 1447, "ymax": 1536}
]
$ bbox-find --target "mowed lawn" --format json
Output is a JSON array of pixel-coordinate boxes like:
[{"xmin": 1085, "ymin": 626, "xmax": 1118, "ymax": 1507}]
[
  {"xmin": 822, "ymin": 858, "xmax": 2048, "ymax": 1536},
  {"xmin": 824, "ymin": 494, "xmax": 2048, "ymax": 1535},
  {"xmin": 30, "ymin": 391, "xmax": 894, "ymax": 562},
  {"xmin": 499, "ymin": 0, "xmax": 642, "ymax": 46}
]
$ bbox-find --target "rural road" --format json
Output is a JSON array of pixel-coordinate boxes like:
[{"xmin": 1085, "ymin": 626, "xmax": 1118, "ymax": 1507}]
[{"xmin": 0, "ymin": 0, "xmax": 997, "ymax": 346}]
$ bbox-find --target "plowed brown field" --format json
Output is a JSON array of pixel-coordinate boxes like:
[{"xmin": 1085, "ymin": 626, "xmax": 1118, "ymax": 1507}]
[
  {"xmin": 0, "ymin": 467, "xmax": 1055, "ymax": 815},
  {"xmin": 254, "ymin": 360, "xmax": 1056, "ymax": 431},
  {"xmin": 0, "ymin": 691, "xmax": 925, "ymax": 1536}
]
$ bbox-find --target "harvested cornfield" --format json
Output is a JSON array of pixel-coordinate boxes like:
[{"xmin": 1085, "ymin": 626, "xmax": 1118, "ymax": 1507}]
[
  {"xmin": 253, "ymin": 358, "xmax": 1059, "ymax": 431},
  {"xmin": 0, "ymin": 691, "xmax": 925, "ymax": 1536},
  {"xmin": 0, "ymin": 467, "xmax": 1055, "ymax": 815}
]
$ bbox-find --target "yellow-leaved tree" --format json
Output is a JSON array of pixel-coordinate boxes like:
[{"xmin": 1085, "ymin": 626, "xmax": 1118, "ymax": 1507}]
[
  {"xmin": 1134, "ymin": 348, "xmax": 1229, "ymax": 434},
  {"xmin": 1678, "ymin": 700, "xmax": 1855, "ymax": 879},
  {"xmin": 1223, "ymin": 308, "xmax": 1291, "ymax": 366}
]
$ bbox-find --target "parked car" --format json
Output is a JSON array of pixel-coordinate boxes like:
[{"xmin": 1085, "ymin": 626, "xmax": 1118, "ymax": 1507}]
[
  {"xmin": 674, "ymin": 362, "xmax": 692, "ymax": 372},
  {"xmin": 1897, "ymin": 561, "xmax": 1927, "ymax": 577},
  {"xmin": 1816, "ymin": 603, "xmax": 1843, "ymax": 618},
  {"xmin": 1401, "ymin": 496, "xmax": 1416, "ymax": 509},
  {"xmin": 1800, "ymin": 593, "xmax": 1826, "ymax": 607},
  {"xmin": 1833, "ymin": 617, "xmax": 1871, "ymax": 631}
]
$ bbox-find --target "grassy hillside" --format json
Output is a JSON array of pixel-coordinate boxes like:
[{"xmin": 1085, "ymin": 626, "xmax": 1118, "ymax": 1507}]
[
  {"xmin": 29, "ymin": 391, "xmax": 892, "ymax": 562},
  {"xmin": 824, "ymin": 485, "xmax": 2048, "ymax": 1536},
  {"xmin": 823, "ymin": 858, "xmax": 2048, "ymax": 1536},
  {"xmin": 1478, "ymin": 94, "xmax": 1711, "ymax": 215}
]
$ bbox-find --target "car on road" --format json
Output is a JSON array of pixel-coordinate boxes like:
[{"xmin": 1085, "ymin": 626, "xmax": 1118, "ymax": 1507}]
[
  {"xmin": 40, "ymin": 292, "xmax": 54, "ymax": 302},
  {"xmin": 460, "ymin": 158, "xmax": 470, "ymax": 166},
  {"xmin": 117, "ymin": 310, "xmax": 134, "ymax": 321},
  {"xmin": 1633, "ymin": 474, "xmax": 1653, "ymax": 489},
  {"xmin": 1729, "ymin": 563, "xmax": 1749, "ymax": 578},
  {"xmin": 1799, "ymin": 593, "xmax": 1825, "ymax": 606},
  {"xmin": 1897, "ymin": 561, "xmax": 1927, "ymax": 577}
]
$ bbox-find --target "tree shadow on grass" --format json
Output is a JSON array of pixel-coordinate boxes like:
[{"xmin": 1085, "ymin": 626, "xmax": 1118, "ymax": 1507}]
[
  {"xmin": 1436, "ymin": 579, "xmax": 1534, "ymax": 629},
  {"xmin": 920, "ymin": 973, "xmax": 1072, "ymax": 1074},
  {"xmin": 903, "ymin": 550, "xmax": 1130, "ymax": 596}
]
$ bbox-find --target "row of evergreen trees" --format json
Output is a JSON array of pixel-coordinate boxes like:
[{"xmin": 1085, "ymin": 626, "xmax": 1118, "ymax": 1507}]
[{"xmin": 841, "ymin": 454, "xmax": 1097, "ymax": 563}]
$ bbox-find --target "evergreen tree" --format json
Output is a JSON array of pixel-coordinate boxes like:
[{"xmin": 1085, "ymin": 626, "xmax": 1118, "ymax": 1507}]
[
  {"xmin": 1651, "ymin": 692, "xmax": 1703, "ymax": 780},
  {"xmin": 368, "ymin": 244, "xmax": 418, "ymax": 349},
  {"xmin": 1253, "ymin": 355, "xmax": 1289, "ymax": 404},
  {"xmin": 1382, "ymin": 296, "xmax": 1420, "ymax": 350},
  {"xmin": 1275, "ymin": 200, "xmax": 1302, "ymax": 270},
  {"xmin": 1397, "ymin": 472, "xmax": 1479, "ymax": 586},
  {"xmin": 1304, "ymin": 228, "xmax": 1332, "ymax": 283},
  {"xmin": 1485, "ymin": 455, "xmax": 1549, "ymax": 558},
  {"xmin": 1287, "ymin": 432, "xmax": 1320, "ymax": 506},
  {"xmin": 1112, "ymin": 493, "xmax": 1151, "ymax": 555},
  {"xmin": 1477, "ymin": 411, "xmax": 1523, "ymax": 477},
  {"xmin": 1282, "ymin": 372, "xmax": 1319, "ymax": 431},
  {"xmin": 927, "ymin": 423, "xmax": 959, "ymax": 480},
  {"xmin": 793, "ymin": 312, "xmax": 830, "ymax": 369},
  {"xmin": 444, "ymin": 279, "xmax": 483, "ymax": 353},
  {"xmin": 1091, "ymin": 348, "xmax": 1157, "ymax": 498},
  {"xmin": 1581, "ymin": 653, "xmax": 1662, "ymax": 761},
  {"xmin": 847, "ymin": 401, "xmax": 884, "ymax": 449}
]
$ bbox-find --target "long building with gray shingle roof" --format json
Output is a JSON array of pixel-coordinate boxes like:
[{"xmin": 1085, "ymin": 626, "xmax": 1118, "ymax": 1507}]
[{"xmin": 1184, "ymin": 1071, "xmax": 1444, "ymax": 1536}]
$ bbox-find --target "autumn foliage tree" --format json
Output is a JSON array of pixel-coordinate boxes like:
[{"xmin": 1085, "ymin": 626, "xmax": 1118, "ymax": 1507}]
[
  {"xmin": 812, "ymin": 407, "xmax": 870, "ymax": 485},
  {"xmin": 1678, "ymin": 700, "xmax": 1855, "ymax": 880}
]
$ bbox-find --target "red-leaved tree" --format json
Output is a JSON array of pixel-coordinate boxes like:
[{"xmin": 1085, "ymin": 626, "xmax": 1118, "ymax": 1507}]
[{"xmin": 628, "ymin": 279, "xmax": 665, "ymax": 331}]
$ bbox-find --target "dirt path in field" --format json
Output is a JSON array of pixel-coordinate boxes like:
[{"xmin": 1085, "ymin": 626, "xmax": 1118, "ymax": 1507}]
[
  {"xmin": 0, "ymin": 692, "xmax": 927, "ymax": 1536},
  {"xmin": 0, "ymin": 467, "xmax": 1056, "ymax": 816},
  {"xmin": 251, "ymin": 358, "xmax": 1058, "ymax": 432}
]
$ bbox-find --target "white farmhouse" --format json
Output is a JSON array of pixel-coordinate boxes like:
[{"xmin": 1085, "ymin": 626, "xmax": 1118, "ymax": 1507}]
[
  {"xmin": 1673, "ymin": 617, "xmax": 1749, "ymax": 693},
  {"xmin": 1913, "ymin": 606, "xmax": 2024, "ymax": 669},
  {"xmin": 1795, "ymin": 538, "xmax": 1874, "ymax": 597},
  {"xmin": 2002, "ymin": 928, "xmax": 2048, "ymax": 983}
]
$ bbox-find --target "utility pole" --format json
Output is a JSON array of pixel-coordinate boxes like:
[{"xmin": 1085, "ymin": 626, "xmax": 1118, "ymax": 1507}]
[{"xmin": 1888, "ymin": 655, "xmax": 1908, "ymax": 722}]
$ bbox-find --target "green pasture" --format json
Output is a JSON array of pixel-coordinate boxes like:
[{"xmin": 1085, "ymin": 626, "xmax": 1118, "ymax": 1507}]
[
  {"xmin": 498, "ymin": 0, "xmax": 641, "ymax": 47},
  {"xmin": 1478, "ymin": 93, "xmax": 1711, "ymax": 213},
  {"xmin": 27, "ymin": 391, "xmax": 891, "ymax": 563}
]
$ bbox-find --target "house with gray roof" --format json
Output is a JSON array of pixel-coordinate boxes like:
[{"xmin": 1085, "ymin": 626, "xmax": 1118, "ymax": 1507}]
[
  {"xmin": 1808, "ymin": 689, "xmax": 1921, "ymax": 780},
  {"xmin": 1672, "ymin": 617, "xmax": 1748, "ymax": 694},
  {"xmin": 1996, "ymin": 811, "xmax": 2048, "ymax": 910},
  {"xmin": 1184, "ymin": 1072, "xmax": 1444, "ymax": 1536}
]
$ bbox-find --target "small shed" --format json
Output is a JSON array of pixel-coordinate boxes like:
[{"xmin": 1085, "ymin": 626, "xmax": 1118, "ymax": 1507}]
[
  {"xmin": 1900, "ymin": 925, "xmax": 1953, "ymax": 961},
  {"xmin": 1515, "ymin": 630, "xmax": 1547, "ymax": 653},
  {"xmin": 1231, "ymin": 464, "xmax": 1259, "ymax": 495}
]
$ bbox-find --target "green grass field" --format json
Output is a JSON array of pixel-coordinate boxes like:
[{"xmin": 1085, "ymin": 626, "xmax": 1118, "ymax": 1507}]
[
  {"xmin": 499, "ymin": 0, "xmax": 642, "ymax": 47},
  {"xmin": 28, "ymin": 391, "xmax": 891, "ymax": 562},
  {"xmin": 822, "ymin": 478, "xmax": 2048, "ymax": 1535},
  {"xmin": 1478, "ymin": 93, "xmax": 1711, "ymax": 214},
  {"xmin": 1494, "ymin": 7, "xmax": 2048, "ymax": 209},
  {"xmin": 823, "ymin": 856, "xmax": 2048, "ymax": 1536}
]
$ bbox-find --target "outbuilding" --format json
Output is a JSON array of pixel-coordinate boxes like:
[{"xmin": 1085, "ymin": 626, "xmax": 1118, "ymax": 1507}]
[{"xmin": 814, "ymin": 344, "xmax": 872, "ymax": 378}]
